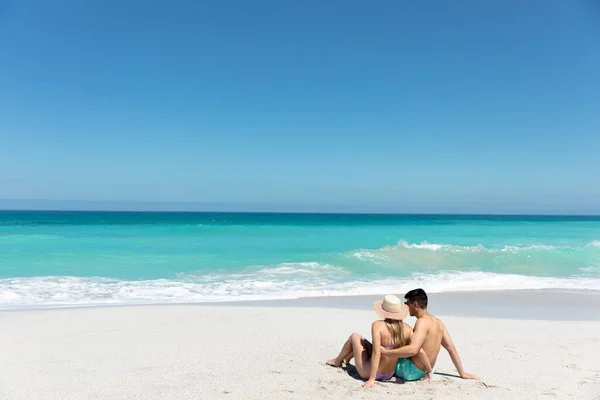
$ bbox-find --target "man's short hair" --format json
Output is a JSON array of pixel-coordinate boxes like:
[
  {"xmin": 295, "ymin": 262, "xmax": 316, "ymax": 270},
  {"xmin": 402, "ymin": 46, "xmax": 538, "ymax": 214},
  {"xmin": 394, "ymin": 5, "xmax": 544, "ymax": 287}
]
[{"xmin": 405, "ymin": 288, "xmax": 428, "ymax": 308}]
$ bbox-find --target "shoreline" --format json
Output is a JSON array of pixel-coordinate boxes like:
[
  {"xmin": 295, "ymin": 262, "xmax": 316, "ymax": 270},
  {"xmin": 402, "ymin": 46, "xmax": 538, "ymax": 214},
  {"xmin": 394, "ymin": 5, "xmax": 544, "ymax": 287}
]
[
  {"xmin": 216, "ymin": 289, "xmax": 600, "ymax": 321},
  {"xmin": 3, "ymin": 289, "xmax": 600, "ymax": 321}
]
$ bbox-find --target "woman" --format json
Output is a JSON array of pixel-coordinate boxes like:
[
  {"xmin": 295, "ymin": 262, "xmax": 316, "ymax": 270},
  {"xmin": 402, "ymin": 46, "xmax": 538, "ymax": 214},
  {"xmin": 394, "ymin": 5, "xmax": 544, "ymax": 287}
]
[{"xmin": 326, "ymin": 294, "xmax": 432, "ymax": 388}]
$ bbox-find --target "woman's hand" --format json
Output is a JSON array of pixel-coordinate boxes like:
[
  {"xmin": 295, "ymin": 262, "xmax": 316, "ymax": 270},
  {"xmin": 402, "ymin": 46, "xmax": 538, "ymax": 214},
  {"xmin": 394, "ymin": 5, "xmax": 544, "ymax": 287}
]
[
  {"xmin": 460, "ymin": 372, "xmax": 479, "ymax": 380},
  {"xmin": 362, "ymin": 379, "xmax": 376, "ymax": 389}
]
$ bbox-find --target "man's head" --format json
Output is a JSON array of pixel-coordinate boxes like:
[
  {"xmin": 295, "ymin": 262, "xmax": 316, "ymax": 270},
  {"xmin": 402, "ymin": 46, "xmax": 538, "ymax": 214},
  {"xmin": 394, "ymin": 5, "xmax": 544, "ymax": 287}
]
[{"xmin": 404, "ymin": 288, "xmax": 428, "ymax": 316}]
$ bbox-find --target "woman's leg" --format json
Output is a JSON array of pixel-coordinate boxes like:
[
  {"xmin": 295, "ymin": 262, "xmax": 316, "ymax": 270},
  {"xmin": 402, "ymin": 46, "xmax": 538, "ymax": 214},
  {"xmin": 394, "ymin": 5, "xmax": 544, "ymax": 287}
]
[
  {"xmin": 327, "ymin": 333, "xmax": 373, "ymax": 379},
  {"xmin": 349, "ymin": 333, "xmax": 373, "ymax": 379},
  {"xmin": 326, "ymin": 333, "xmax": 355, "ymax": 367},
  {"xmin": 343, "ymin": 353, "xmax": 353, "ymax": 365}
]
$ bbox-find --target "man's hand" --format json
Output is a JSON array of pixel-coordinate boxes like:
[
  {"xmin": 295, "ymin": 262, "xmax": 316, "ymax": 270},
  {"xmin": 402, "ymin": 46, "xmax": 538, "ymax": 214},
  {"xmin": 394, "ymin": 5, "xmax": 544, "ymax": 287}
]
[
  {"xmin": 423, "ymin": 371, "xmax": 432, "ymax": 383},
  {"xmin": 460, "ymin": 372, "xmax": 479, "ymax": 380},
  {"xmin": 362, "ymin": 379, "xmax": 375, "ymax": 388}
]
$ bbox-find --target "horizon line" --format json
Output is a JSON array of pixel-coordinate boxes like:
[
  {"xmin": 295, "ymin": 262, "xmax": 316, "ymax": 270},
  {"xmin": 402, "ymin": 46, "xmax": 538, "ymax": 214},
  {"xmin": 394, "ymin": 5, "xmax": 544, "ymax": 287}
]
[
  {"xmin": 1, "ymin": 199, "xmax": 599, "ymax": 217},
  {"xmin": 2, "ymin": 211, "xmax": 600, "ymax": 218}
]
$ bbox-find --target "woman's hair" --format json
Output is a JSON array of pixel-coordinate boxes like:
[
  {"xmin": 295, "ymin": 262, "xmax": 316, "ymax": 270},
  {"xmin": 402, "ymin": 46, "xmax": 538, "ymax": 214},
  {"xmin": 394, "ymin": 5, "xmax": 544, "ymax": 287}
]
[{"xmin": 384, "ymin": 318, "xmax": 407, "ymax": 348}]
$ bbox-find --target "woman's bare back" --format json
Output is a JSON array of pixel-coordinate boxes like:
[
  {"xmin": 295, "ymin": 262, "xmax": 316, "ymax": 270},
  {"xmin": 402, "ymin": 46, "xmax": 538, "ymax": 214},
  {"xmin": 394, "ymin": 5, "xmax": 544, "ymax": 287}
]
[{"xmin": 375, "ymin": 321, "xmax": 413, "ymax": 373}]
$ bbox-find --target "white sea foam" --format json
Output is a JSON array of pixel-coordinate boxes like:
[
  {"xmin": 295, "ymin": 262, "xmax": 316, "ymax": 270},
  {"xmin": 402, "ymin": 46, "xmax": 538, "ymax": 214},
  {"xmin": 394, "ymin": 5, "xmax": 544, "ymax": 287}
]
[
  {"xmin": 394, "ymin": 241, "xmax": 450, "ymax": 251},
  {"xmin": 1, "ymin": 269, "xmax": 599, "ymax": 310},
  {"xmin": 2, "ymin": 242, "xmax": 598, "ymax": 310},
  {"xmin": 390, "ymin": 241, "xmax": 567, "ymax": 252},
  {"xmin": 579, "ymin": 266, "xmax": 600, "ymax": 274},
  {"xmin": 255, "ymin": 262, "xmax": 348, "ymax": 276}
]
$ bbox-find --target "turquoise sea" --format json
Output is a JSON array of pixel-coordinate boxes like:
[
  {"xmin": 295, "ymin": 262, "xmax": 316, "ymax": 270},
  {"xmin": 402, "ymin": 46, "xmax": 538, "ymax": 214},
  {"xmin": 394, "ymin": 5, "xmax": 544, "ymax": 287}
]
[{"xmin": 0, "ymin": 211, "xmax": 599, "ymax": 309}]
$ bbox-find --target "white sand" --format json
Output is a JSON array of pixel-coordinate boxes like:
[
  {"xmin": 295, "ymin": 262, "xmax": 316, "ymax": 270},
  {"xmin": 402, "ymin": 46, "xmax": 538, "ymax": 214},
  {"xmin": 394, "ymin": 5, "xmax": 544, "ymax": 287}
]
[{"xmin": 1, "ymin": 305, "xmax": 599, "ymax": 400}]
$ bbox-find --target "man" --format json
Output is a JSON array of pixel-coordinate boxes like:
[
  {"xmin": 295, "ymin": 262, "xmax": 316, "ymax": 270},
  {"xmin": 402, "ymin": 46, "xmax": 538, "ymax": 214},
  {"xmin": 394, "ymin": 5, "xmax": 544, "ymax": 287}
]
[{"xmin": 381, "ymin": 288, "xmax": 479, "ymax": 381}]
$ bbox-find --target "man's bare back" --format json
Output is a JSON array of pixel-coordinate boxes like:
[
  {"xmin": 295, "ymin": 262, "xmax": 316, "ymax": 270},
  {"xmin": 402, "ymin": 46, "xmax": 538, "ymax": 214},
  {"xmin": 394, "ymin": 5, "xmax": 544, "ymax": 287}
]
[{"xmin": 410, "ymin": 314, "xmax": 444, "ymax": 371}]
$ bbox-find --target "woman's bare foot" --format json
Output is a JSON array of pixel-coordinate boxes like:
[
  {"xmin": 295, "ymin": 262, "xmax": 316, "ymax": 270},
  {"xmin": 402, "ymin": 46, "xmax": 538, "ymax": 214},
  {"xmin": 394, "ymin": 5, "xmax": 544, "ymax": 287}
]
[{"xmin": 326, "ymin": 358, "xmax": 343, "ymax": 368}]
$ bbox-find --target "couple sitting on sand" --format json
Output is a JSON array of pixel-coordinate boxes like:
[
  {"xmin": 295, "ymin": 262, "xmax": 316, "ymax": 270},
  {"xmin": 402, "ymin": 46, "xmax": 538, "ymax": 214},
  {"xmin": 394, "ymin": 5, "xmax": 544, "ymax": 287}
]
[{"xmin": 327, "ymin": 288, "xmax": 478, "ymax": 388}]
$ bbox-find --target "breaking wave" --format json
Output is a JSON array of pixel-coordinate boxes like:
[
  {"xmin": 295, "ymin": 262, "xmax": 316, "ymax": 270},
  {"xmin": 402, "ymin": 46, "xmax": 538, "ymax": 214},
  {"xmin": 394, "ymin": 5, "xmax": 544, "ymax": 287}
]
[
  {"xmin": 1, "ymin": 263, "xmax": 599, "ymax": 309},
  {"xmin": 1, "ymin": 240, "xmax": 599, "ymax": 309}
]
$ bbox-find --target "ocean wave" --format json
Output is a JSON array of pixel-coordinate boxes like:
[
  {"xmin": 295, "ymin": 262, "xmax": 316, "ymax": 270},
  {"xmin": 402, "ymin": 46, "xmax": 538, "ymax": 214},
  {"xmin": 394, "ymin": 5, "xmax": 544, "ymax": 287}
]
[
  {"xmin": 579, "ymin": 266, "xmax": 600, "ymax": 274},
  {"xmin": 2, "ymin": 240, "xmax": 599, "ymax": 309},
  {"xmin": 346, "ymin": 240, "xmax": 600, "ymax": 274},
  {"xmin": 387, "ymin": 240, "xmax": 597, "ymax": 252},
  {"xmin": 254, "ymin": 262, "xmax": 349, "ymax": 276},
  {"xmin": 0, "ymin": 233, "xmax": 64, "ymax": 241},
  {"xmin": 1, "ymin": 269, "xmax": 599, "ymax": 310},
  {"xmin": 350, "ymin": 241, "xmax": 563, "ymax": 262}
]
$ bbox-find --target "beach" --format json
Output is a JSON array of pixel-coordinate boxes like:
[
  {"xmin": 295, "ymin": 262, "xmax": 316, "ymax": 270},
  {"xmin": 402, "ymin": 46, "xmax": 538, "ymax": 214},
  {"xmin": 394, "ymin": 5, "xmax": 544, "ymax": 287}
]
[
  {"xmin": 1, "ymin": 290, "xmax": 599, "ymax": 400},
  {"xmin": 1, "ymin": 213, "xmax": 600, "ymax": 398}
]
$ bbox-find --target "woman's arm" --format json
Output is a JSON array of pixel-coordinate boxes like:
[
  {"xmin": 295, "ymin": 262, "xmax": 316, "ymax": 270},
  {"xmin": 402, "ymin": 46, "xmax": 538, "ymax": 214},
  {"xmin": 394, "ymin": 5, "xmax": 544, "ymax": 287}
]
[{"xmin": 363, "ymin": 321, "xmax": 382, "ymax": 388}]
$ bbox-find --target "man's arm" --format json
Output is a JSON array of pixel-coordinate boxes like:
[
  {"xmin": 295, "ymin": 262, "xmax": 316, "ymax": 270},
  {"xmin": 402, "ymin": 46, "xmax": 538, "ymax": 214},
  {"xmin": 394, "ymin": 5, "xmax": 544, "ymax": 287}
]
[
  {"xmin": 382, "ymin": 319, "xmax": 430, "ymax": 358},
  {"xmin": 441, "ymin": 325, "xmax": 479, "ymax": 380}
]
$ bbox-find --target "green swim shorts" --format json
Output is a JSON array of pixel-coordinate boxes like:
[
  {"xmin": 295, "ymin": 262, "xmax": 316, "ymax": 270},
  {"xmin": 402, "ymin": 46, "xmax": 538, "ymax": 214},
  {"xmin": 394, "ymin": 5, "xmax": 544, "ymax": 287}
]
[{"xmin": 395, "ymin": 358, "xmax": 427, "ymax": 381}]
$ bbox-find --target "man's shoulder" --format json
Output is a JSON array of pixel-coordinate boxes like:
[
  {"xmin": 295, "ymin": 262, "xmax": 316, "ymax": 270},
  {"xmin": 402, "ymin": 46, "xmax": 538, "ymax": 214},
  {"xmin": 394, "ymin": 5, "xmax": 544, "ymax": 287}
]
[
  {"xmin": 416, "ymin": 314, "xmax": 444, "ymax": 330},
  {"xmin": 429, "ymin": 315, "xmax": 446, "ymax": 332},
  {"xmin": 414, "ymin": 315, "xmax": 434, "ymax": 329}
]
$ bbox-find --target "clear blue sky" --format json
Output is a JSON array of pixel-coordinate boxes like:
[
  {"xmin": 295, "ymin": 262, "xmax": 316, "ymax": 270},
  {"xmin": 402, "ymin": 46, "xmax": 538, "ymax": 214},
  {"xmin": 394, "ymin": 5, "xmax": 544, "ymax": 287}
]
[{"xmin": 1, "ymin": 1, "xmax": 599, "ymax": 214}]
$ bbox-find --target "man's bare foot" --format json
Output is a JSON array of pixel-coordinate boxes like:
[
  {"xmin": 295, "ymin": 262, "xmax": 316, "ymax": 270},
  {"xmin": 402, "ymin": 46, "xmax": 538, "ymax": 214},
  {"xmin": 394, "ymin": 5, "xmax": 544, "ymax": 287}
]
[{"xmin": 326, "ymin": 358, "xmax": 343, "ymax": 368}]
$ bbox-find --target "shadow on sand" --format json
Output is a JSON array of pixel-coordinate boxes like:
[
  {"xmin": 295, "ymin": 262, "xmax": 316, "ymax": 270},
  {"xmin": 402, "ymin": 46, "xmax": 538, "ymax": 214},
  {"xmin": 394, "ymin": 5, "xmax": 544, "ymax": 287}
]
[
  {"xmin": 343, "ymin": 364, "xmax": 408, "ymax": 385},
  {"xmin": 343, "ymin": 364, "xmax": 462, "ymax": 384}
]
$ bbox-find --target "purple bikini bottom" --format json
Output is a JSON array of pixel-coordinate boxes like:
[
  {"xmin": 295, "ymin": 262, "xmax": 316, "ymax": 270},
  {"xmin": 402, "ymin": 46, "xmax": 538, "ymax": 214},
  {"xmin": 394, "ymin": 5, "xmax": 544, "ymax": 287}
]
[{"xmin": 375, "ymin": 370, "xmax": 394, "ymax": 381}]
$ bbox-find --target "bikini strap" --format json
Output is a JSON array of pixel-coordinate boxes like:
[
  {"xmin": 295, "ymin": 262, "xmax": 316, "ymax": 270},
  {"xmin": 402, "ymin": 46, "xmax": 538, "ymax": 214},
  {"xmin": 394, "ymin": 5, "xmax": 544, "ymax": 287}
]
[{"xmin": 383, "ymin": 321, "xmax": 392, "ymax": 347}]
